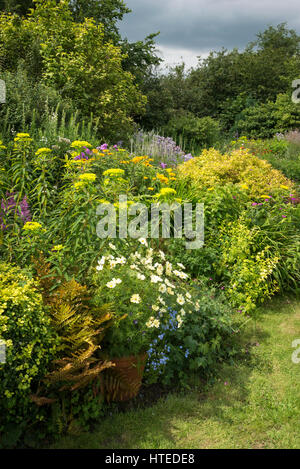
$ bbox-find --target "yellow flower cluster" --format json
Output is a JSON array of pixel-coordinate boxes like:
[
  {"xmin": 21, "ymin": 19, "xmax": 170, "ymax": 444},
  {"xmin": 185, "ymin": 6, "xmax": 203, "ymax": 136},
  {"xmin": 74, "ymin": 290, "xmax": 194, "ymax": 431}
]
[
  {"xmin": 22, "ymin": 221, "xmax": 43, "ymax": 232},
  {"xmin": 14, "ymin": 133, "xmax": 33, "ymax": 143},
  {"xmin": 78, "ymin": 172, "xmax": 96, "ymax": 182},
  {"xmin": 103, "ymin": 168, "xmax": 125, "ymax": 178},
  {"xmin": 70, "ymin": 140, "xmax": 92, "ymax": 149},
  {"xmin": 130, "ymin": 155, "xmax": 154, "ymax": 167},
  {"xmin": 35, "ymin": 148, "xmax": 52, "ymax": 156}
]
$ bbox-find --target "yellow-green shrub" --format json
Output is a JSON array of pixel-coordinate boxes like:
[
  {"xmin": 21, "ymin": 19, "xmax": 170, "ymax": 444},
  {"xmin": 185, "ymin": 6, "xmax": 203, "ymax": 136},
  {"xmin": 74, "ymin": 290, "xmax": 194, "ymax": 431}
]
[
  {"xmin": 0, "ymin": 263, "xmax": 57, "ymax": 433},
  {"xmin": 214, "ymin": 219, "xmax": 280, "ymax": 313},
  {"xmin": 178, "ymin": 148, "xmax": 294, "ymax": 197}
]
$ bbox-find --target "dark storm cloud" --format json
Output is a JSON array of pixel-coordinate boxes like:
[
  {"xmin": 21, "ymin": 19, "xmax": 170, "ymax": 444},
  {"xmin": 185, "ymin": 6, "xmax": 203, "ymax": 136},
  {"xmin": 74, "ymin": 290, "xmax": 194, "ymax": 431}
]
[{"xmin": 118, "ymin": 0, "xmax": 300, "ymax": 65}]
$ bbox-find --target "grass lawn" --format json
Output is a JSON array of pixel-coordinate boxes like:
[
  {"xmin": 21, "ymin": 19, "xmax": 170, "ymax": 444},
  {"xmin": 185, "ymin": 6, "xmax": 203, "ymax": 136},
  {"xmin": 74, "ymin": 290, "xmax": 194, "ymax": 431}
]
[{"xmin": 51, "ymin": 296, "xmax": 300, "ymax": 449}]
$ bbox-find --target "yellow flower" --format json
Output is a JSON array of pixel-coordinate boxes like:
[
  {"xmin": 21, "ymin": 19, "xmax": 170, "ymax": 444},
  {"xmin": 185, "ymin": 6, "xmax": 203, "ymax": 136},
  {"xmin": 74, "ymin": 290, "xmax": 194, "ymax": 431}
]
[
  {"xmin": 23, "ymin": 221, "xmax": 43, "ymax": 231},
  {"xmin": 280, "ymin": 185, "xmax": 289, "ymax": 190},
  {"xmin": 103, "ymin": 168, "xmax": 125, "ymax": 178},
  {"xmin": 78, "ymin": 173, "xmax": 96, "ymax": 182},
  {"xmin": 156, "ymin": 173, "xmax": 169, "ymax": 184},
  {"xmin": 261, "ymin": 195, "xmax": 271, "ymax": 199},
  {"xmin": 70, "ymin": 140, "xmax": 92, "ymax": 149},
  {"xmin": 35, "ymin": 147, "xmax": 52, "ymax": 156},
  {"xmin": 51, "ymin": 244, "xmax": 64, "ymax": 252},
  {"xmin": 148, "ymin": 187, "xmax": 154, "ymax": 191},
  {"xmin": 14, "ymin": 133, "xmax": 32, "ymax": 143},
  {"xmin": 132, "ymin": 156, "xmax": 146, "ymax": 164}
]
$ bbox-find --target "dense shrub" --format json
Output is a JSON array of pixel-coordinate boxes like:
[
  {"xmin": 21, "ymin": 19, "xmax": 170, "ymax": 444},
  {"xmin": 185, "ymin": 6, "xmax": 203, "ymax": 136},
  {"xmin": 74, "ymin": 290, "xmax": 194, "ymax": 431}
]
[
  {"xmin": 177, "ymin": 148, "xmax": 294, "ymax": 197},
  {"xmin": 234, "ymin": 94, "xmax": 300, "ymax": 138},
  {"xmin": 229, "ymin": 135, "xmax": 300, "ymax": 182},
  {"xmin": 165, "ymin": 112, "xmax": 221, "ymax": 150},
  {"xmin": 0, "ymin": 262, "xmax": 57, "ymax": 434},
  {"xmin": 144, "ymin": 280, "xmax": 237, "ymax": 387},
  {"xmin": 0, "ymin": 1, "xmax": 146, "ymax": 142}
]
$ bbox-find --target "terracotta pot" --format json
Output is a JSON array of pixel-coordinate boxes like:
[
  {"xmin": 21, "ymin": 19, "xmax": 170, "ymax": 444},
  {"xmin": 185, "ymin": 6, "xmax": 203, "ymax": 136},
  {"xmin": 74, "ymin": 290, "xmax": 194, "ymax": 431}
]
[{"xmin": 103, "ymin": 353, "xmax": 147, "ymax": 402}]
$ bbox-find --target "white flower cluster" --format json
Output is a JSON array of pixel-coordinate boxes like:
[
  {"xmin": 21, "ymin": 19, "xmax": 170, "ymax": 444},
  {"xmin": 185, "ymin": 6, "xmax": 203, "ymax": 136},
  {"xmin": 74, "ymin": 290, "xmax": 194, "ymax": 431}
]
[{"xmin": 96, "ymin": 241, "xmax": 195, "ymax": 329}]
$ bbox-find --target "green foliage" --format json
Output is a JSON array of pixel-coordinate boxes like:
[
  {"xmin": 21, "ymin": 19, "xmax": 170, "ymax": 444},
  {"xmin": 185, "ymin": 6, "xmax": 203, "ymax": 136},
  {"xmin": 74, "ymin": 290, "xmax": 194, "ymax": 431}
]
[
  {"xmin": 0, "ymin": 262, "xmax": 58, "ymax": 432},
  {"xmin": 145, "ymin": 280, "xmax": 237, "ymax": 387},
  {"xmin": 234, "ymin": 94, "xmax": 300, "ymax": 138},
  {"xmin": 165, "ymin": 112, "xmax": 221, "ymax": 150},
  {"xmin": 139, "ymin": 23, "xmax": 300, "ymax": 143},
  {"xmin": 91, "ymin": 240, "xmax": 195, "ymax": 358},
  {"xmin": 0, "ymin": 0, "xmax": 146, "ymax": 142}
]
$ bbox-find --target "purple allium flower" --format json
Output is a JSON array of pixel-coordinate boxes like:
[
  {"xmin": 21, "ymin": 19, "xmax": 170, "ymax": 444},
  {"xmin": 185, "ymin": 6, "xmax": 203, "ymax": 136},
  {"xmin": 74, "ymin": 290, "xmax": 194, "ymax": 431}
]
[
  {"xmin": 100, "ymin": 143, "xmax": 108, "ymax": 150},
  {"xmin": 252, "ymin": 202, "xmax": 258, "ymax": 206},
  {"xmin": 160, "ymin": 162, "xmax": 167, "ymax": 169}
]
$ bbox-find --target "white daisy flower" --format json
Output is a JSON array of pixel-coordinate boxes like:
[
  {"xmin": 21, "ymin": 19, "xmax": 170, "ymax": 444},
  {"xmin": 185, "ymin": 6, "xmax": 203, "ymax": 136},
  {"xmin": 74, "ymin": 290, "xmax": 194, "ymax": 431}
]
[
  {"xmin": 153, "ymin": 319, "xmax": 160, "ymax": 328},
  {"xmin": 151, "ymin": 274, "xmax": 162, "ymax": 283},
  {"xmin": 138, "ymin": 237, "xmax": 148, "ymax": 246},
  {"xmin": 116, "ymin": 256, "xmax": 126, "ymax": 265},
  {"xmin": 106, "ymin": 280, "xmax": 116, "ymax": 289},
  {"xmin": 158, "ymin": 296, "xmax": 165, "ymax": 305},
  {"xmin": 136, "ymin": 273, "xmax": 145, "ymax": 280},
  {"xmin": 159, "ymin": 284, "xmax": 167, "ymax": 293},
  {"xmin": 176, "ymin": 294, "xmax": 185, "ymax": 305},
  {"xmin": 130, "ymin": 294, "xmax": 141, "ymax": 304},
  {"xmin": 159, "ymin": 250, "xmax": 165, "ymax": 260},
  {"xmin": 177, "ymin": 315, "xmax": 183, "ymax": 328},
  {"xmin": 165, "ymin": 261, "xmax": 172, "ymax": 276}
]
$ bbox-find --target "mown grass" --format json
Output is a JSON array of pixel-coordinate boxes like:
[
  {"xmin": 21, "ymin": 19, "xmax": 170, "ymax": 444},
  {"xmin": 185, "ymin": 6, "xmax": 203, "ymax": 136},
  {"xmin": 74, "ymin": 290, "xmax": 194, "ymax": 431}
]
[{"xmin": 51, "ymin": 296, "xmax": 300, "ymax": 449}]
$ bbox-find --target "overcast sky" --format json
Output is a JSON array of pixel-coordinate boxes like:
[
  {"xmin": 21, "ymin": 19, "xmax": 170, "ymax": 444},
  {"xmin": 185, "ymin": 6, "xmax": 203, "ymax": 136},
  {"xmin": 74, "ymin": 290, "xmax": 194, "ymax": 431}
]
[{"xmin": 118, "ymin": 0, "xmax": 300, "ymax": 69}]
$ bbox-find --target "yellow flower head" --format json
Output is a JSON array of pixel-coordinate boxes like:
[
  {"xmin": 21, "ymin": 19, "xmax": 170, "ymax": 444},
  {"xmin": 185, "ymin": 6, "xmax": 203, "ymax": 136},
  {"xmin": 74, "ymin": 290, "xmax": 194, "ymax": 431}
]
[
  {"xmin": 23, "ymin": 221, "xmax": 42, "ymax": 232},
  {"xmin": 103, "ymin": 168, "xmax": 125, "ymax": 178},
  {"xmin": 71, "ymin": 140, "xmax": 92, "ymax": 149},
  {"xmin": 35, "ymin": 148, "xmax": 52, "ymax": 156},
  {"xmin": 14, "ymin": 133, "xmax": 32, "ymax": 143},
  {"xmin": 78, "ymin": 173, "xmax": 96, "ymax": 182},
  {"xmin": 51, "ymin": 244, "xmax": 64, "ymax": 252}
]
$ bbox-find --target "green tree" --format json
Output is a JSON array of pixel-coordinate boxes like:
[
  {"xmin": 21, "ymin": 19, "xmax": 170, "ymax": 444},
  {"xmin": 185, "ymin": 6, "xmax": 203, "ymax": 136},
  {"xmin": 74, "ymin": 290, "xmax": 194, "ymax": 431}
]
[{"xmin": 0, "ymin": 0, "xmax": 146, "ymax": 141}]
